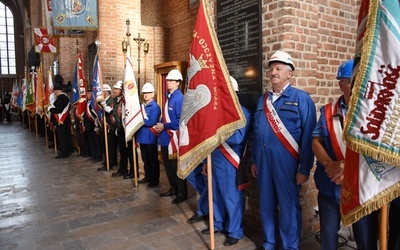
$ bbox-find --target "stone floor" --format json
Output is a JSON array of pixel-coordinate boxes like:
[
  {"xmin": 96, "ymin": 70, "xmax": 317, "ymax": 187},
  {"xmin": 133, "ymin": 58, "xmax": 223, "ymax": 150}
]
[{"xmin": 0, "ymin": 120, "xmax": 358, "ymax": 250}]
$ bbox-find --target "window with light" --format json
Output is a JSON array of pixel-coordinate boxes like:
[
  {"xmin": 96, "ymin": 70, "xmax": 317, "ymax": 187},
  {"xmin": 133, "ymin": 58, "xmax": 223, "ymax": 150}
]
[{"xmin": 0, "ymin": 3, "xmax": 16, "ymax": 75}]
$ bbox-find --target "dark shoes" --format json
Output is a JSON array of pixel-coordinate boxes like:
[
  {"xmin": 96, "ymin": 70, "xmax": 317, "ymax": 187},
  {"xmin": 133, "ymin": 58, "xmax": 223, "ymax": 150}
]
[
  {"xmin": 55, "ymin": 154, "xmax": 68, "ymax": 159},
  {"xmin": 147, "ymin": 182, "xmax": 159, "ymax": 187},
  {"xmin": 97, "ymin": 166, "xmax": 111, "ymax": 171},
  {"xmin": 98, "ymin": 164, "xmax": 114, "ymax": 171},
  {"xmin": 224, "ymin": 237, "xmax": 239, "ymax": 246},
  {"xmin": 187, "ymin": 213, "xmax": 204, "ymax": 224},
  {"xmin": 123, "ymin": 174, "xmax": 133, "ymax": 179},
  {"xmin": 111, "ymin": 172, "xmax": 124, "ymax": 177},
  {"xmin": 159, "ymin": 189, "xmax": 178, "ymax": 197},
  {"xmin": 201, "ymin": 228, "xmax": 223, "ymax": 235},
  {"xmin": 138, "ymin": 178, "xmax": 150, "ymax": 184},
  {"xmin": 171, "ymin": 196, "xmax": 187, "ymax": 204}
]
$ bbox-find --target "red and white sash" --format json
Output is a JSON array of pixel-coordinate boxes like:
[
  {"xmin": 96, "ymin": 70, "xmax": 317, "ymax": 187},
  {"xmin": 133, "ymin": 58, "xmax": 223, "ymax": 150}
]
[
  {"xmin": 219, "ymin": 142, "xmax": 240, "ymax": 169},
  {"xmin": 264, "ymin": 95, "xmax": 300, "ymax": 161},
  {"xmin": 86, "ymin": 101, "xmax": 96, "ymax": 124},
  {"xmin": 324, "ymin": 99, "xmax": 346, "ymax": 161},
  {"xmin": 54, "ymin": 93, "xmax": 71, "ymax": 125},
  {"xmin": 164, "ymin": 99, "xmax": 178, "ymax": 157}
]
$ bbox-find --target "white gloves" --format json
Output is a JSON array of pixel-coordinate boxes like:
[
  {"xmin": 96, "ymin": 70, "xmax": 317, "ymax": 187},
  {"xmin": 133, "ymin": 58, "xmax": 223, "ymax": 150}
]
[
  {"xmin": 104, "ymin": 106, "xmax": 112, "ymax": 113},
  {"xmin": 100, "ymin": 100, "xmax": 112, "ymax": 113}
]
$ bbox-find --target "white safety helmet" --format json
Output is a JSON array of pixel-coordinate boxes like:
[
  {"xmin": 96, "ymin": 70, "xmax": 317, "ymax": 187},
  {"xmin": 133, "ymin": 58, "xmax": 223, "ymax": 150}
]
[
  {"xmin": 113, "ymin": 80, "xmax": 123, "ymax": 90},
  {"xmin": 103, "ymin": 84, "xmax": 111, "ymax": 92},
  {"xmin": 229, "ymin": 76, "xmax": 238, "ymax": 92},
  {"xmin": 268, "ymin": 50, "xmax": 295, "ymax": 71},
  {"xmin": 165, "ymin": 69, "xmax": 183, "ymax": 81},
  {"xmin": 142, "ymin": 82, "xmax": 155, "ymax": 93}
]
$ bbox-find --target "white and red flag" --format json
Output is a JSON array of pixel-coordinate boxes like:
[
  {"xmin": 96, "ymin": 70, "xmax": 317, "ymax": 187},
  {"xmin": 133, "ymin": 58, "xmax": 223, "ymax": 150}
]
[
  {"xmin": 123, "ymin": 44, "xmax": 144, "ymax": 143},
  {"xmin": 43, "ymin": 0, "xmax": 54, "ymax": 35},
  {"xmin": 177, "ymin": 0, "xmax": 246, "ymax": 179},
  {"xmin": 45, "ymin": 67, "xmax": 56, "ymax": 121},
  {"xmin": 33, "ymin": 27, "xmax": 57, "ymax": 53},
  {"xmin": 341, "ymin": 0, "xmax": 400, "ymax": 226}
]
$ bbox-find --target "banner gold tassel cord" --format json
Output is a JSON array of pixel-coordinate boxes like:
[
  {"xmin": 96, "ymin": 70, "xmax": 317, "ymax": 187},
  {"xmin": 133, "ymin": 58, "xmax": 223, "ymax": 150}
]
[{"xmin": 207, "ymin": 154, "xmax": 215, "ymax": 250}]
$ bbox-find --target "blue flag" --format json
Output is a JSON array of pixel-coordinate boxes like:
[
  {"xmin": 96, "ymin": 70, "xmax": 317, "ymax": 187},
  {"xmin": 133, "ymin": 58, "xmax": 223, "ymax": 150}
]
[
  {"xmin": 90, "ymin": 54, "xmax": 103, "ymax": 121},
  {"xmin": 52, "ymin": 0, "xmax": 98, "ymax": 30}
]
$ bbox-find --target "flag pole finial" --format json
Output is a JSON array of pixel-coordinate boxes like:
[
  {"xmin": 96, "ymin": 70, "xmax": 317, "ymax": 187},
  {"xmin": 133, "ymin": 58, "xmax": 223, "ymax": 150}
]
[{"xmin": 95, "ymin": 40, "xmax": 101, "ymax": 52}]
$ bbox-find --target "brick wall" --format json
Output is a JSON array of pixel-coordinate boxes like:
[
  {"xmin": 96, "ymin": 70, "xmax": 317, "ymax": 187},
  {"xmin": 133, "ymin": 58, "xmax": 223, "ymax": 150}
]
[{"xmin": 25, "ymin": 0, "xmax": 360, "ymax": 240}]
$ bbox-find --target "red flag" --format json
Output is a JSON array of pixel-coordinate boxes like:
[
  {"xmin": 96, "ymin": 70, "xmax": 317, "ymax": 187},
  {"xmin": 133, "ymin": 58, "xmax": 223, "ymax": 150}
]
[
  {"xmin": 33, "ymin": 27, "xmax": 57, "ymax": 53},
  {"xmin": 177, "ymin": 0, "xmax": 246, "ymax": 179},
  {"xmin": 73, "ymin": 53, "xmax": 87, "ymax": 124},
  {"xmin": 341, "ymin": 0, "xmax": 400, "ymax": 226}
]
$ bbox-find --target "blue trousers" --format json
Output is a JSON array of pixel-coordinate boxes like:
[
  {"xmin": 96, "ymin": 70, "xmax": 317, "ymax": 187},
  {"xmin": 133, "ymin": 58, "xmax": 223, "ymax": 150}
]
[
  {"xmin": 212, "ymin": 162, "xmax": 244, "ymax": 239},
  {"xmin": 257, "ymin": 149, "xmax": 302, "ymax": 250},
  {"xmin": 352, "ymin": 211, "xmax": 378, "ymax": 250},
  {"xmin": 318, "ymin": 193, "xmax": 341, "ymax": 250},
  {"xmin": 186, "ymin": 164, "xmax": 208, "ymax": 216}
]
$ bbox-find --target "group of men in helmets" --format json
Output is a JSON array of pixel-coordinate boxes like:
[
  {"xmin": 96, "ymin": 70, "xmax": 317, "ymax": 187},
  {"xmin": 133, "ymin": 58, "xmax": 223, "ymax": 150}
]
[{"xmin": 47, "ymin": 49, "xmax": 400, "ymax": 249}]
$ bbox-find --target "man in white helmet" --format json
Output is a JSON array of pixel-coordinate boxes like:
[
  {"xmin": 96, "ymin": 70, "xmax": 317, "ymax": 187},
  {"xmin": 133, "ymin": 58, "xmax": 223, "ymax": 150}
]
[
  {"xmin": 251, "ymin": 50, "xmax": 316, "ymax": 250},
  {"xmin": 97, "ymin": 84, "xmax": 118, "ymax": 171},
  {"xmin": 110, "ymin": 80, "xmax": 136, "ymax": 178},
  {"xmin": 154, "ymin": 69, "xmax": 188, "ymax": 204},
  {"xmin": 135, "ymin": 83, "xmax": 161, "ymax": 187}
]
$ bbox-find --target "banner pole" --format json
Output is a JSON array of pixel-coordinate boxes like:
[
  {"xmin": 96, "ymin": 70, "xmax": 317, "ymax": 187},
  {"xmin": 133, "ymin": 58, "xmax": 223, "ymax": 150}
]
[
  {"xmin": 132, "ymin": 137, "xmax": 138, "ymax": 188},
  {"xmin": 207, "ymin": 154, "xmax": 215, "ymax": 250},
  {"xmin": 44, "ymin": 117, "xmax": 48, "ymax": 147},
  {"xmin": 35, "ymin": 115, "xmax": 38, "ymax": 138},
  {"xmin": 28, "ymin": 111, "xmax": 31, "ymax": 131},
  {"xmin": 103, "ymin": 110, "xmax": 110, "ymax": 171},
  {"xmin": 53, "ymin": 129, "xmax": 57, "ymax": 155}
]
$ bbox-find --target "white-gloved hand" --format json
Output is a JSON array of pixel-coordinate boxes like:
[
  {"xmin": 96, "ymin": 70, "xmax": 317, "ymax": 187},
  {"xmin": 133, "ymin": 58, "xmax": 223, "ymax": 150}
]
[
  {"xmin": 48, "ymin": 104, "xmax": 55, "ymax": 110},
  {"xmin": 104, "ymin": 106, "xmax": 112, "ymax": 113},
  {"xmin": 100, "ymin": 100, "xmax": 106, "ymax": 107}
]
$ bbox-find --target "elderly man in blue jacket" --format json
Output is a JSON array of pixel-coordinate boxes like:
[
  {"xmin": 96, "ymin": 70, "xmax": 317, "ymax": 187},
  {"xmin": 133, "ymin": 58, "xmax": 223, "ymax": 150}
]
[{"xmin": 251, "ymin": 50, "xmax": 316, "ymax": 250}]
